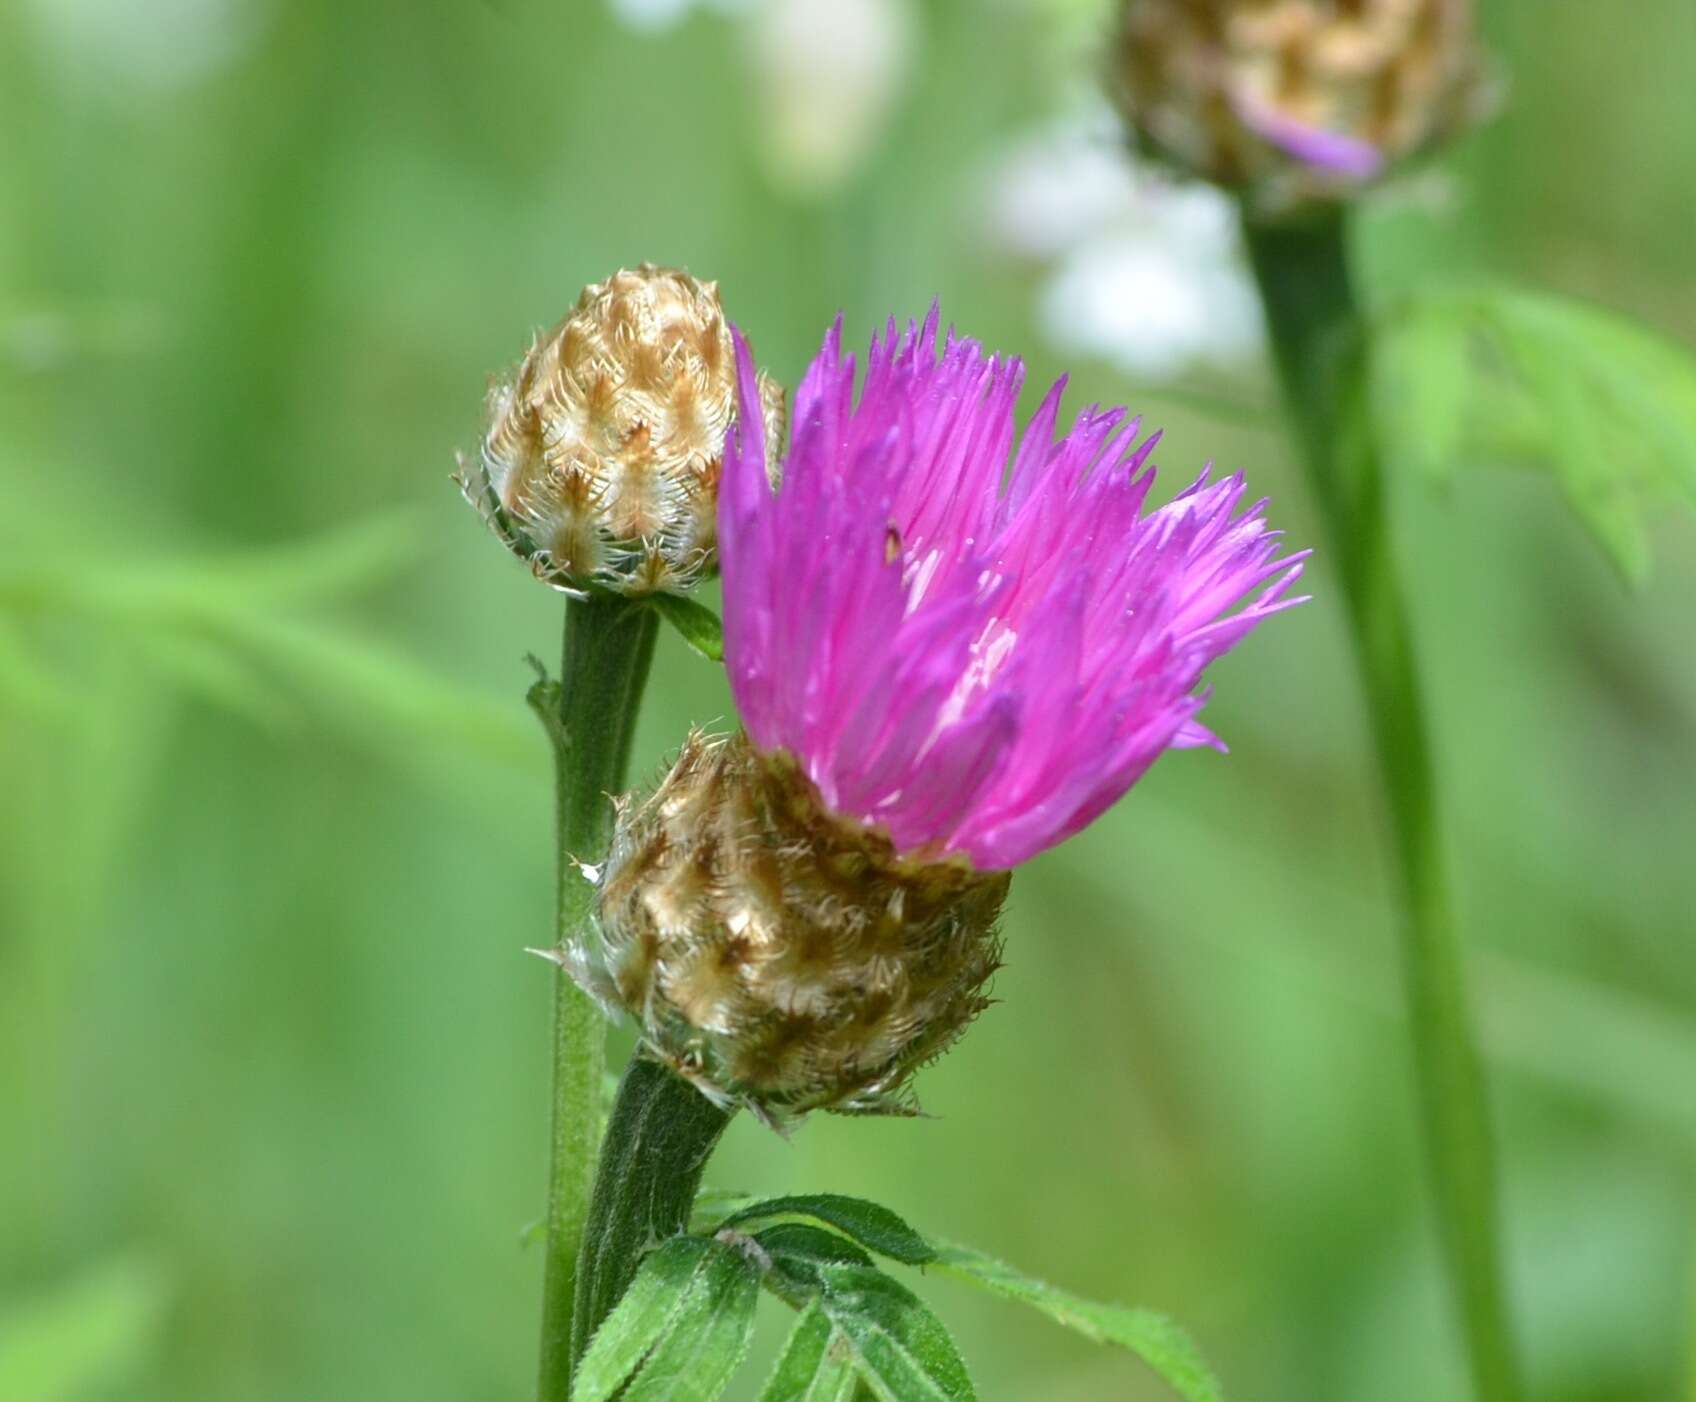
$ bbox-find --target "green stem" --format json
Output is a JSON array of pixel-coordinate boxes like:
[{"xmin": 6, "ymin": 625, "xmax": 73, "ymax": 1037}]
[
  {"xmin": 571, "ymin": 1056, "xmax": 735, "ymax": 1373},
  {"xmin": 537, "ymin": 595, "xmax": 659, "ymax": 1402},
  {"xmin": 1241, "ymin": 205, "xmax": 1523, "ymax": 1402}
]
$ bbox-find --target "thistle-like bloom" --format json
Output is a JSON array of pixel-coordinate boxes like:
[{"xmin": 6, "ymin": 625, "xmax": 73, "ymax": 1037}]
[
  {"xmin": 460, "ymin": 264, "xmax": 785, "ymax": 595},
  {"xmin": 579, "ymin": 309, "xmax": 1306, "ymax": 1120},
  {"xmin": 587, "ymin": 729, "xmax": 1007, "ymax": 1120},
  {"xmin": 722, "ymin": 308, "xmax": 1308, "ymax": 871},
  {"xmin": 1110, "ymin": 0, "xmax": 1488, "ymax": 205}
]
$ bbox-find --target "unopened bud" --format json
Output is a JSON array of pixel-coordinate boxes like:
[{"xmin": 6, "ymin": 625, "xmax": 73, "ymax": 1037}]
[
  {"xmin": 460, "ymin": 264, "xmax": 785, "ymax": 595},
  {"xmin": 571, "ymin": 731, "xmax": 1009, "ymax": 1123},
  {"xmin": 1110, "ymin": 0, "xmax": 1489, "ymax": 205}
]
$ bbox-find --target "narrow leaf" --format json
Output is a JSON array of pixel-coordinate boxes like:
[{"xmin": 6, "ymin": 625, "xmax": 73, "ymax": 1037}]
[
  {"xmin": 758, "ymin": 1300, "xmax": 859, "ymax": 1402},
  {"xmin": 930, "ymin": 1243, "xmax": 1221, "ymax": 1402},
  {"xmin": 756, "ymin": 1222, "xmax": 875, "ymax": 1294},
  {"xmin": 811, "ymin": 1263, "xmax": 974, "ymax": 1402},
  {"xmin": 650, "ymin": 592, "xmax": 725, "ymax": 661},
  {"xmin": 574, "ymin": 1235, "xmax": 713, "ymax": 1402},
  {"xmin": 720, "ymin": 1195, "xmax": 936, "ymax": 1266},
  {"xmin": 622, "ymin": 1238, "xmax": 761, "ymax": 1402}
]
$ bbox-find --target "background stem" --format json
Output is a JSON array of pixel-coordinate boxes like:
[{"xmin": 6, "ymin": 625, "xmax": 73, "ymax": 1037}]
[
  {"xmin": 1241, "ymin": 205, "xmax": 1524, "ymax": 1402},
  {"xmin": 570, "ymin": 1056, "xmax": 734, "ymax": 1374},
  {"xmin": 537, "ymin": 595, "xmax": 659, "ymax": 1402}
]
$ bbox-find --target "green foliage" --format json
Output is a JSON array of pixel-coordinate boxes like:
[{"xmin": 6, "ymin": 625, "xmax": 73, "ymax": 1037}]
[
  {"xmin": 754, "ymin": 1223, "xmax": 877, "ymax": 1290},
  {"xmin": 0, "ymin": 1257, "xmax": 167, "ymax": 1402},
  {"xmin": 805, "ymin": 1263, "xmax": 974, "ymax": 1402},
  {"xmin": 650, "ymin": 591, "xmax": 726, "ymax": 662},
  {"xmin": 574, "ymin": 1237, "xmax": 712, "ymax": 1401},
  {"xmin": 759, "ymin": 1301, "xmax": 860, "ymax": 1402},
  {"xmin": 619, "ymin": 1240, "xmax": 761, "ymax": 1402},
  {"xmin": 7, "ymin": 4, "xmax": 1696, "ymax": 1401},
  {"xmin": 574, "ymin": 1236, "xmax": 760, "ymax": 1402},
  {"xmin": 686, "ymin": 1193, "xmax": 1220, "ymax": 1401},
  {"xmin": 690, "ymin": 1189, "xmax": 764, "ymax": 1230},
  {"xmin": 0, "ymin": 515, "xmax": 537, "ymax": 778},
  {"xmin": 723, "ymin": 1195, "xmax": 936, "ymax": 1267},
  {"xmin": 1374, "ymin": 281, "xmax": 1696, "ymax": 585}
]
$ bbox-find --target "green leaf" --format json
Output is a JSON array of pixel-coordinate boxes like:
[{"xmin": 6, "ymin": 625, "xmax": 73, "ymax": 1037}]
[
  {"xmin": 758, "ymin": 1300, "xmax": 859, "ymax": 1402},
  {"xmin": 930, "ymin": 1243, "xmax": 1222, "ymax": 1402},
  {"xmin": 1372, "ymin": 296, "xmax": 1471, "ymax": 488},
  {"xmin": 721, "ymin": 1194, "xmax": 1220, "ymax": 1402},
  {"xmin": 649, "ymin": 591, "xmax": 725, "ymax": 661},
  {"xmin": 756, "ymin": 1222, "xmax": 875, "ymax": 1295},
  {"xmin": 1374, "ymin": 281, "xmax": 1696, "ymax": 585},
  {"xmin": 574, "ymin": 1235, "xmax": 713, "ymax": 1402},
  {"xmin": 719, "ymin": 1196, "xmax": 936, "ymax": 1266},
  {"xmin": 0, "ymin": 1256, "xmax": 168, "ymax": 1402},
  {"xmin": 810, "ymin": 1264, "xmax": 974, "ymax": 1402},
  {"xmin": 692, "ymin": 1187, "xmax": 762, "ymax": 1230},
  {"xmin": 622, "ymin": 1238, "xmax": 761, "ymax": 1402}
]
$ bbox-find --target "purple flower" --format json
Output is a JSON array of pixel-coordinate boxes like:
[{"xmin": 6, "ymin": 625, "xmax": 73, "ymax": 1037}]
[
  {"xmin": 719, "ymin": 308, "xmax": 1308, "ymax": 871},
  {"xmin": 1231, "ymin": 94, "xmax": 1387, "ymax": 182}
]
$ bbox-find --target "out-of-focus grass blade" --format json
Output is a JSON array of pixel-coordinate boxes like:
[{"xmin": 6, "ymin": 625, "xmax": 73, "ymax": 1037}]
[
  {"xmin": 215, "ymin": 613, "xmax": 537, "ymax": 777},
  {"xmin": 0, "ymin": 1256, "xmax": 167, "ymax": 1402},
  {"xmin": 0, "ymin": 616, "xmax": 75, "ymax": 718},
  {"xmin": 0, "ymin": 516, "xmax": 542, "ymax": 781}
]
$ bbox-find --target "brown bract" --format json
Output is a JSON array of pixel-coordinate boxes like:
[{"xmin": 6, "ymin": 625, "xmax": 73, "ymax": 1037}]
[
  {"xmin": 573, "ymin": 731, "xmax": 1010, "ymax": 1124},
  {"xmin": 1111, "ymin": 0, "xmax": 1487, "ymax": 205},
  {"xmin": 463, "ymin": 264, "xmax": 785, "ymax": 595}
]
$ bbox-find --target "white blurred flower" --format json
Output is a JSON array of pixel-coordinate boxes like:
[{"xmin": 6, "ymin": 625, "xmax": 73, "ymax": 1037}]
[
  {"xmin": 985, "ymin": 106, "xmax": 1262, "ymax": 381},
  {"xmin": 608, "ymin": 0, "xmax": 750, "ymax": 33},
  {"xmin": 746, "ymin": 0, "xmax": 918, "ymax": 198},
  {"xmin": 23, "ymin": 0, "xmax": 268, "ymax": 91}
]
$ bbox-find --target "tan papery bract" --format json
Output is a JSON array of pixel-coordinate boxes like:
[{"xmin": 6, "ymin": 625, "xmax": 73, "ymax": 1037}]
[
  {"xmin": 571, "ymin": 731, "xmax": 1009, "ymax": 1125},
  {"xmin": 462, "ymin": 264, "xmax": 785, "ymax": 595},
  {"xmin": 1111, "ymin": 0, "xmax": 1488, "ymax": 206}
]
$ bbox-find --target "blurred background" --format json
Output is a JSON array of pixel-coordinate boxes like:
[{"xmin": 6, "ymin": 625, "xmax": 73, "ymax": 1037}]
[{"xmin": 2, "ymin": 1, "xmax": 1694, "ymax": 1398}]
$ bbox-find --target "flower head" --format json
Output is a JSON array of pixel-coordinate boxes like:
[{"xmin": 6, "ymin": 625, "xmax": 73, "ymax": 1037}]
[
  {"xmin": 1109, "ymin": 0, "xmax": 1489, "ymax": 207},
  {"xmin": 574, "ymin": 307, "xmax": 1307, "ymax": 1123},
  {"xmin": 720, "ymin": 306, "xmax": 1308, "ymax": 872},
  {"xmin": 581, "ymin": 729, "xmax": 1007, "ymax": 1121},
  {"xmin": 460, "ymin": 264, "xmax": 785, "ymax": 596}
]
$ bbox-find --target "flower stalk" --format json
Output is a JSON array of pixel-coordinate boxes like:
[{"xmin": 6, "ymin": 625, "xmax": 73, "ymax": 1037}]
[
  {"xmin": 1240, "ymin": 203, "xmax": 1522, "ymax": 1402},
  {"xmin": 535, "ymin": 593, "xmax": 659, "ymax": 1402},
  {"xmin": 570, "ymin": 1057, "xmax": 735, "ymax": 1375}
]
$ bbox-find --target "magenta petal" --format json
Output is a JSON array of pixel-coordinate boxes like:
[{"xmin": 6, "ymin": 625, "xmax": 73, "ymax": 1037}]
[
  {"xmin": 1233, "ymin": 93, "xmax": 1387, "ymax": 180},
  {"xmin": 717, "ymin": 308, "xmax": 1310, "ymax": 869}
]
